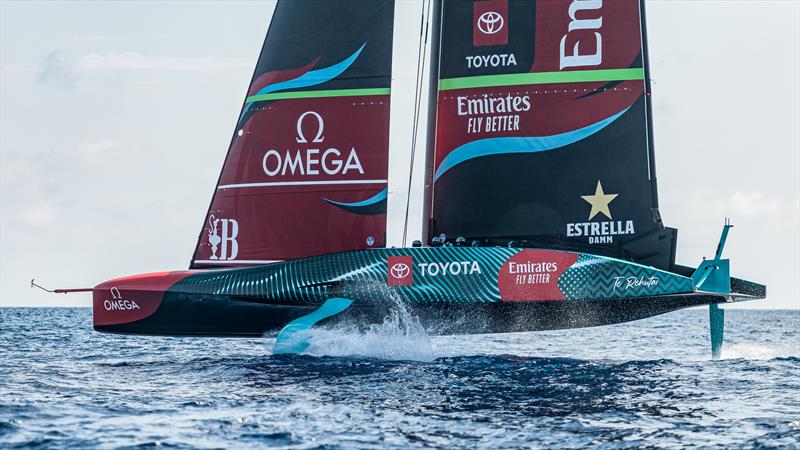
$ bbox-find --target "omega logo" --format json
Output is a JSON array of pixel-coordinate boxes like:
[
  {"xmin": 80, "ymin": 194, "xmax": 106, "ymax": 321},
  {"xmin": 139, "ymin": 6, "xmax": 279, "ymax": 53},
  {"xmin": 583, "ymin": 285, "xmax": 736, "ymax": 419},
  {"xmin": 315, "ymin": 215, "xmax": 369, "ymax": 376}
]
[
  {"xmin": 295, "ymin": 110, "xmax": 324, "ymax": 143},
  {"xmin": 103, "ymin": 287, "xmax": 141, "ymax": 311}
]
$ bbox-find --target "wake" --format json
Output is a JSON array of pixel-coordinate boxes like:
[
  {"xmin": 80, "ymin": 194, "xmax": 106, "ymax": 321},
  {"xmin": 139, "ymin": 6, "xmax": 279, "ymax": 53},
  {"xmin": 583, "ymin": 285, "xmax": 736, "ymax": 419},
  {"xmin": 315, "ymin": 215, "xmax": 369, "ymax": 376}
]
[
  {"xmin": 274, "ymin": 291, "xmax": 435, "ymax": 362},
  {"xmin": 721, "ymin": 342, "xmax": 800, "ymax": 360}
]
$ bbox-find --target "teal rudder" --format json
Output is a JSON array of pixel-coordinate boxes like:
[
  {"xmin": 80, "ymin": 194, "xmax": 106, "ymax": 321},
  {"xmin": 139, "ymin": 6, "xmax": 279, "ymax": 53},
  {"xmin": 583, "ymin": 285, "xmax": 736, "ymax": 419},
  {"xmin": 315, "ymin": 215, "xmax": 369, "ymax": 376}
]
[
  {"xmin": 709, "ymin": 303, "xmax": 725, "ymax": 360},
  {"xmin": 273, "ymin": 297, "xmax": 353, "ymax": 355},
  {"xmin": 697, "ymin": 219, "xmax": 733, "ymax": 360}
]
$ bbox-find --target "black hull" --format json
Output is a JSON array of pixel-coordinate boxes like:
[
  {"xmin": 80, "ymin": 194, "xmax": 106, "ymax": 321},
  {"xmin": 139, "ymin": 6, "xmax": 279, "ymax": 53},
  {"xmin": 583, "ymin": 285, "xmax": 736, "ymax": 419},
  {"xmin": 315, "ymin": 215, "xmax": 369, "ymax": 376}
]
[
  {"xmin": 93, "ymin": 247, "xmax": 764, "ymax": 338},
  {"xmin": 95, "ymin": 292, "xmax": 731, "ymax": 337}
]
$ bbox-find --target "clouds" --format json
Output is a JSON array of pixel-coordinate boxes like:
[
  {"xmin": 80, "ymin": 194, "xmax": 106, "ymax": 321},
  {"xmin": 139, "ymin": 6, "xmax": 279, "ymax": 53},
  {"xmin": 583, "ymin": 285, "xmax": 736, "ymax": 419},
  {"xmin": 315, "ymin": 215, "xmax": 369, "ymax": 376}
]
[
  {"xmin": 32, "ymin": 48, "xmax": 252, "ymax": 90},
  {"xmin": 73, "ymin": 52, "xmax": 251, "ymax": 72},
  {"xmin": 684, "ymin": 190, "xmax": 797, "ymax": 232},
  {"xmin": 1, "ymin": 0, "xmax": 797, "ymax": 310},
  {"xmin": 725, "ymin": 192, "xmax": 786, "ymax": 217},
  {"xmin": 36, "ymin": 51, "xmax": 74, "ymax": 88},
  {"xmin": 78, "ymin": 139, "xmax": 115, "ymax": 163},
  {"xmin": 691, "ymin": 190, "xmax": 792, "ymax": 218},
  {"xmin": 18, "ymin": 204, "xmax": 56, "ymax": 227},
  {"xmin": 68, "ymin": 33, "xmax": 172, "ymax": 42},
  {"xmin": 33, "ymin": 51, "xmax": 252, "ymax": 89}
]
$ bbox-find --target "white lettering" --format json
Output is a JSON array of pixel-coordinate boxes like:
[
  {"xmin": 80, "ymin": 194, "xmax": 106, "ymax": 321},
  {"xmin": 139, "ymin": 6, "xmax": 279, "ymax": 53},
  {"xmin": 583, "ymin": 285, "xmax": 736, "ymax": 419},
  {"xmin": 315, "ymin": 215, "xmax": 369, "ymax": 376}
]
[
  {"xmin": 262, "ymin": 111, "xmax": 366, "ymax": 178},
  {"xmin": 282, "ymin": 150, "xmax": 304, "ymax": 176},
  {"xmin": 322, "ymin": 148, "xmax": 342, "ymax": 175},
  {"xmin": 342, "ymin": 147, "xmax": 365, "ymax": 174},
  {"xmin": 262, "ymin": 150, "xmax": 281, "ymax": 176},
  {"xmin": 262, "ymin": 148, "xmax": 365, "ymax": 177},
  {"xmin": 466, "ymin": 53, "xmax": 518, "ymax": 69},
  {"xmin": 613, "ymin": 276, "xmax": 660, "ymax": 292},
  {"xmin": 559, "ymin": 0, "xmax": 603, "ymax": 69},
  {"xmin": 456, "ymin": 94, "xmax": 532, "ymax": 116},
  {"xmin": 220, "ymin": 219, "xmax": 239, "ymax": 260},
  {"xmin": 103, "ymin": 298, "xmax": 141, "ymax": 311},
  {"xmin": 306, "ymin": 148, "xmax": 320, "ymax": 175},
  {"xmin": 416, "ymin": 261, "xmax": 482, "ymax": 276},
  {"xmin": 565, "ymin": 220, "xmax": 635, "ymax": 244}
]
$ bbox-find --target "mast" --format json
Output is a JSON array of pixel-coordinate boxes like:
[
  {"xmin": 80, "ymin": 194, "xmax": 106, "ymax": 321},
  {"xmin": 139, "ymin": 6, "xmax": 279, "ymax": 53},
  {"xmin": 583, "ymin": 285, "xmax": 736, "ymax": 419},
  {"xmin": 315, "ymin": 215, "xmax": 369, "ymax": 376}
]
[
  {"xmin": 639, "ymin": 0, "xmax": 660, "ymax": 215},
  {"xmin": 421, "ymin": 0, "xmax": 442, "ymax": 245}
]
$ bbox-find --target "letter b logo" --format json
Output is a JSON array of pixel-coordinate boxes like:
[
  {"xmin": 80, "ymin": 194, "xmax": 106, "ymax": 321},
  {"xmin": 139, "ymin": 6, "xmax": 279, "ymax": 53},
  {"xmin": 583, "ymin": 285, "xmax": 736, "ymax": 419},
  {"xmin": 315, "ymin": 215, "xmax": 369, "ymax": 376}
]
[{"xmin": 220, "ymin": 219, "xmax": 239, "ymax": 260}]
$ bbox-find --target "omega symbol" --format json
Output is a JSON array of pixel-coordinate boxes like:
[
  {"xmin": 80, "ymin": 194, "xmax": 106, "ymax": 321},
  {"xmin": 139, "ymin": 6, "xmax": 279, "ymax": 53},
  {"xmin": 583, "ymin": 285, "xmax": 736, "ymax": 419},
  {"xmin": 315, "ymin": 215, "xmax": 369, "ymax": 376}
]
[{"xmin": 296, "ymin": 111, "xmax": 325, "ymax": 143}]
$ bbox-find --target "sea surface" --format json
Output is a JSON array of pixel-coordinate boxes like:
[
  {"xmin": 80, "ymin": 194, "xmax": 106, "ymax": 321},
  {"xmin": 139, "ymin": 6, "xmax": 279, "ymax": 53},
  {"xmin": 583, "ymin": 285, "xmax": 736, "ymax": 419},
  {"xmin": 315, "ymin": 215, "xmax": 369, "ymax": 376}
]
[{"xmin": 1, "ymin": 307, "xmax": 798, "ymax": 449}]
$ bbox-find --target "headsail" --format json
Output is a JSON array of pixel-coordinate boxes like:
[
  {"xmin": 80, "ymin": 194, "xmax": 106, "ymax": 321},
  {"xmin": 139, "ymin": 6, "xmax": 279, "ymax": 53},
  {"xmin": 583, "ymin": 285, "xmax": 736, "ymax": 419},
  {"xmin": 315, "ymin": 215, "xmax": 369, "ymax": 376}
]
[
  {"xmin": 192, "ymin": 0, "xmax": 395, "ymax": 268},
  {"xmin": 427, "ymin": 0, "xmax": 675, "ymax": 269}
]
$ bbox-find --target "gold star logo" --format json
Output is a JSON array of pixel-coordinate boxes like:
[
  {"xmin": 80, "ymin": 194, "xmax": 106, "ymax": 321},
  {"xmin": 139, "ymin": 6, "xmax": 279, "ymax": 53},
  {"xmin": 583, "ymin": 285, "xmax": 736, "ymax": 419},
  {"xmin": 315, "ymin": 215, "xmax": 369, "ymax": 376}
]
[{"xmin": 581, "ymin": 180, "xmax": 618, "ymax": 220}]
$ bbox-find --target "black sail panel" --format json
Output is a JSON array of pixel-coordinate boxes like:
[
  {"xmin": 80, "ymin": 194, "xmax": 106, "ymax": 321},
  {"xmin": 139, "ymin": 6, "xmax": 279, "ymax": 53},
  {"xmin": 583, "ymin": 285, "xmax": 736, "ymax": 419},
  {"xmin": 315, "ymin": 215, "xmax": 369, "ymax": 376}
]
[{"xmin": 430, "ymin": 0, "xmax": 674, "ymax": 268}]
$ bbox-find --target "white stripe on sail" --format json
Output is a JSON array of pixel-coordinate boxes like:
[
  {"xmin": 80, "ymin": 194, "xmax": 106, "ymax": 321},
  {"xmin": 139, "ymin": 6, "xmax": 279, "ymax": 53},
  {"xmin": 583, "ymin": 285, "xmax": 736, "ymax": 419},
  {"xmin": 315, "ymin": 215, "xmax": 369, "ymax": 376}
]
[{"xmin": 217, "ymin": 179, "xmax": 388, "ymax": 190}]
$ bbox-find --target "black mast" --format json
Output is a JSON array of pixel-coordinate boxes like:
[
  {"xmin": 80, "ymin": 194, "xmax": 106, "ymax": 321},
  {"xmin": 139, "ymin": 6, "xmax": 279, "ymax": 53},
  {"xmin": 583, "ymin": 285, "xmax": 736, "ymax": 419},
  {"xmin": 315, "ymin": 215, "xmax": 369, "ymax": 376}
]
[{"xmin": 639, "ymin": 0, "xmax": 661, "ymax": 218}]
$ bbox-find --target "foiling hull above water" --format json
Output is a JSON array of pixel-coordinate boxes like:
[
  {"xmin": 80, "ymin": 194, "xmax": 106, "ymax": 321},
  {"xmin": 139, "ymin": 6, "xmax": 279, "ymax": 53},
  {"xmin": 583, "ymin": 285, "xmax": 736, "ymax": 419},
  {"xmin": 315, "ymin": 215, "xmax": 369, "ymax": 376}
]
[{"xmin": 92, "ymin": 247, "xmax": 764, "ymax": 337}]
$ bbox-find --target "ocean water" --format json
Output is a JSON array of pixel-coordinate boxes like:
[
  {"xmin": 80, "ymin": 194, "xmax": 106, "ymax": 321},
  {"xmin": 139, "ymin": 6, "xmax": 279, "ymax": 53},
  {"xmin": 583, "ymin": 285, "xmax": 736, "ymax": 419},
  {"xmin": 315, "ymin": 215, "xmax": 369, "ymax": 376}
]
[{"xmin": 1, "ymin": 307, "xmax": 798, "ymax": 449}]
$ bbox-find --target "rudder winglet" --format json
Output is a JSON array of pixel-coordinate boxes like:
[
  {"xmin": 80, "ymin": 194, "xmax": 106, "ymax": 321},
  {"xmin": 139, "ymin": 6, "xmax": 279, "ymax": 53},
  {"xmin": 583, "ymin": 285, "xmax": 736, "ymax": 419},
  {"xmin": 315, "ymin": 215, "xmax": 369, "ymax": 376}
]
[{"xmin": 273, "ymin": 298, "xmax": 353, "ymax": 355}]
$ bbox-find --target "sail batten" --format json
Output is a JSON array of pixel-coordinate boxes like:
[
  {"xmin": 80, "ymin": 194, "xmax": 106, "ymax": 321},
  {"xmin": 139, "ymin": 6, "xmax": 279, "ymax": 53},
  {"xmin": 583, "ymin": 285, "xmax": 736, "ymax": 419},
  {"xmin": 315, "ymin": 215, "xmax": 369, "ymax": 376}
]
[
  {"xmin": 440, "ymin": 67, "xmax": 645, "ymax": 90},
  {"xmin": 246, "ymin": 88, "xmax": 391, "ymax": 103}
]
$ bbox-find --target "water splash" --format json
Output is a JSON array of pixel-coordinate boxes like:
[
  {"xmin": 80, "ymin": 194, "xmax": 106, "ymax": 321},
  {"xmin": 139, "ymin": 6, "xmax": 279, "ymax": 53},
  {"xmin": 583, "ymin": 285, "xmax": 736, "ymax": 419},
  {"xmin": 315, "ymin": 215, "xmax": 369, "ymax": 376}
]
[
  {"xmin": 299, "ymin": 292, "xmax": 435, "ymax": 362},
  {"xmin": 722, "ymin": 342, "xmax": 800, "ymax": 360}
]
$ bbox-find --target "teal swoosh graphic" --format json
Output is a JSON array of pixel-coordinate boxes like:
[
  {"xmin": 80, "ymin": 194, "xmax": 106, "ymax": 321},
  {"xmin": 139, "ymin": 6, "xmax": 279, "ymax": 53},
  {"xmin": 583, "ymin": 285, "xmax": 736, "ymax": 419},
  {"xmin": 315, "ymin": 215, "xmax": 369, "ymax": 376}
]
[
  {"xmin": 323, "ymin": 188, "xmax": 387, "ymax": 208},
  {"xmin": 323, "ymin": 188, "xmax": 387, "ymax": 216},
  {"xmin": 253, "ymin": 43, "xmax": 365, "ymax": 97},
  {"xmin": 433, "ymin": 108, "xmax": 629, "ymax": 181},
  {"xmin": 238, "ymin": 43, "xmax": 366, "ymax": 125}
]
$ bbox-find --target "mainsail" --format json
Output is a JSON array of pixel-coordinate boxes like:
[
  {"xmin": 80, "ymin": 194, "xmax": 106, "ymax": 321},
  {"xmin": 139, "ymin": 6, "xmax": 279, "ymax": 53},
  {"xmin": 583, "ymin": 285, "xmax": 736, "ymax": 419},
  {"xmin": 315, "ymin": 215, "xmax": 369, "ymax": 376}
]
[
  {"xmin": 427, "ymin": 0, "xmax": 675, "ymax": 269},
  {"xmin": 191, "ymin": 0, "xmax": 395, "ymax": 268}
]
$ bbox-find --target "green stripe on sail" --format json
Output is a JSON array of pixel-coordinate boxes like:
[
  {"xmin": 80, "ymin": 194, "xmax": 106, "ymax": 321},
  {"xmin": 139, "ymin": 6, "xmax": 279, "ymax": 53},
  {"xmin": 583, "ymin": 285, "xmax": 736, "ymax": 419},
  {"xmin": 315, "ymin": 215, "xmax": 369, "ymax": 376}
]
[
  {"xmin": 439, "ymin": 68, "xmax": 645, "ymax": 91},
  {"xmin": 247, "ymin": 87, "xmax": 390, "ymax": 103}
]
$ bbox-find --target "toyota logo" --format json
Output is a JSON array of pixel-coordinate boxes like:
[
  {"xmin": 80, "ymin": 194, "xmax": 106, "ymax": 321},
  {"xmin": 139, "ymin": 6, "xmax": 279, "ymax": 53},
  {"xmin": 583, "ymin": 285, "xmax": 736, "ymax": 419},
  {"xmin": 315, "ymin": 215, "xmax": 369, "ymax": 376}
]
[
  {"xmin": 477, "ymin": 11, "xmax": 504, "ymax": 35},
  {"xmin": 390, "ymin": 262, "xmax": 410, "ymax": 279}
]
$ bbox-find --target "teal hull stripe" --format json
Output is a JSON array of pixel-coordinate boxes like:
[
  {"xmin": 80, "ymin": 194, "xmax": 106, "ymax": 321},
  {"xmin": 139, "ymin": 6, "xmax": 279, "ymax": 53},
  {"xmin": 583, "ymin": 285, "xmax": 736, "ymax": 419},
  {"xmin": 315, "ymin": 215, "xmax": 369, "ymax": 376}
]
[{"xmin": 177, "ymin": 247, "xmax": 694, "ymax": 304}]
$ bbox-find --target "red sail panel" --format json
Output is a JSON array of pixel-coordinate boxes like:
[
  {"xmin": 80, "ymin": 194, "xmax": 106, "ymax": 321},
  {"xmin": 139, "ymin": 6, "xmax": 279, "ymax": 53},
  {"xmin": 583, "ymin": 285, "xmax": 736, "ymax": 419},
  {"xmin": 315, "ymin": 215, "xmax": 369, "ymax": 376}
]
[
  {"xmin": 429, "ymin": 0, "xmax": 674, "ymax": 269},
  {"xmin": 191, "ymin": 0, "xmax": 394, "ymax": 268}
]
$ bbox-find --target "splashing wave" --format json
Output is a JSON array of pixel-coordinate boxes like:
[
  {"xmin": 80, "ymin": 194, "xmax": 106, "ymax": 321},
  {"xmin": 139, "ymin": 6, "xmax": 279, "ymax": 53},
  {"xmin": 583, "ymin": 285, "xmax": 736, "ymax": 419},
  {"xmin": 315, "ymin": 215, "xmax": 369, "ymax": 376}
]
[{"xmin": 293, "ymin": 292, "xmax": 435, "ymax": 361}]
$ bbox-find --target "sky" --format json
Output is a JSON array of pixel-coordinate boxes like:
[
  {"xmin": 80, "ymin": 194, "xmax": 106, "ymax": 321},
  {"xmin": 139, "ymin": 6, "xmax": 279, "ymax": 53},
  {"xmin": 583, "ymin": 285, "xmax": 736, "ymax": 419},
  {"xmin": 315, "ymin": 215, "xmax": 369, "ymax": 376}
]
[{"xmin": 1, "ymin": 0, "xmax": 798, "ymax": 309}]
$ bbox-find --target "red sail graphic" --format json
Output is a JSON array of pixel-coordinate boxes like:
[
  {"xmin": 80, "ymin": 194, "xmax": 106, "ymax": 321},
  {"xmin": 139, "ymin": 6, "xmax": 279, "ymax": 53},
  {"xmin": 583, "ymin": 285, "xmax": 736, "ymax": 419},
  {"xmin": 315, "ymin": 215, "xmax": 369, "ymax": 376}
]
[{"xmin": 191, "ymin": 0, "xmax": 394, "ymax": 267}]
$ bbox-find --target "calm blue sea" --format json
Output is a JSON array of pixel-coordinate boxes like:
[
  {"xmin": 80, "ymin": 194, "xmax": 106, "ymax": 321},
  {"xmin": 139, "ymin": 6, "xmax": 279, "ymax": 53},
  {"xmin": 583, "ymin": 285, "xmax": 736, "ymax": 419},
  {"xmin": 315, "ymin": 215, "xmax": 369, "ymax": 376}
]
[{"xmin": 1, "ymin": 307, "xmax": 798, "ymax": 449}]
